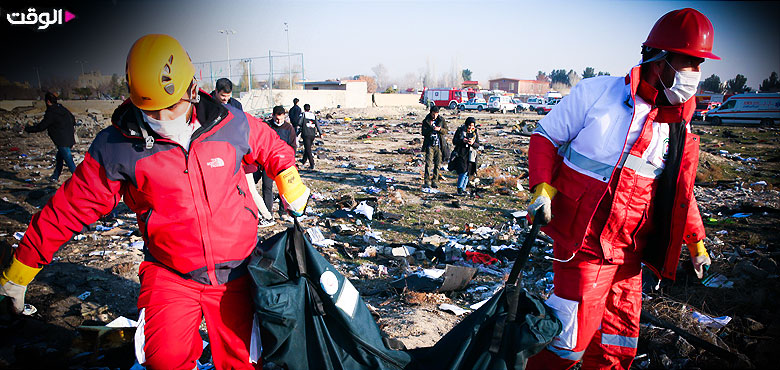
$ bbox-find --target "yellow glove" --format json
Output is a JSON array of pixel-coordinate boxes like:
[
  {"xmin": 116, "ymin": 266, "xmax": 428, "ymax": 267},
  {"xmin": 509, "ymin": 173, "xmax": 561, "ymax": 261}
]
[
  {"xmin": 275, "ymin": 166, "xmax": 310, "ymax": 217},
  {"xmin": 528, "ymin": 182, "xmax": 557, "ymax": 225},
  {"xmin": 687, "ymin": 240, "xmax": 711, "ymax": 279},
  {"xmin": 0, "ymin": 256, "xmax": 41, "ymax": 314}
]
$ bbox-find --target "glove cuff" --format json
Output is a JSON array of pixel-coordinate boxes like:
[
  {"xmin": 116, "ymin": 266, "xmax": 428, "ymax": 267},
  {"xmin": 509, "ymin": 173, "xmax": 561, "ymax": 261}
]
[
  {"xmin": 533, "ymin": 182, "xmax": 558, "ymax": 200},
  {"xmin": 275, "ymin": 166, "xmax": 309, "ymax": 216},
  {"xmin": 686, "ymin": 240, "xmax": 708, "ymax": 259},
  {"xmin": 1, "ymin": 256, "xmax": 41, "ymax": 286}
]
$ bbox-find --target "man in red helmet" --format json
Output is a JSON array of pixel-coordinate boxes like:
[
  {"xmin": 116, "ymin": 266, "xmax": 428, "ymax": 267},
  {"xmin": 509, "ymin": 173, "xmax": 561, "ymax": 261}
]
[{"xmin": 525, "ymin": 8, "xmax": 719, "ymax": 369}]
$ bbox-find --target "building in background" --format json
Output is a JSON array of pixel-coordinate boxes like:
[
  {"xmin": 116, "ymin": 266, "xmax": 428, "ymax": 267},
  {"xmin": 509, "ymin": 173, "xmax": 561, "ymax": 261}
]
[
  {"xmin": 488, "ymin": 78, "xmax": 548, "ymax": 96},
  {"xmin": 462, "ymin": 80, "xmax": 480, "ymax": 90},
  {"xmin": 77, "ymin": 71, "xmax": 113, "ymax": 89},
  {"xmin": 300, "ymin": 80, "xmax": 367, "ymax": 92}
]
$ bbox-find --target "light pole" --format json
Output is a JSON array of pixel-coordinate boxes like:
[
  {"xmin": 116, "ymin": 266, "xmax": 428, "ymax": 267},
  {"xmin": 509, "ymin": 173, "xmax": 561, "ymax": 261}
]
[
  {"xmin": 218, "ymin": 29, "xmax": 236, "ymax": 80},
  {"xmin": 34, "ymin": 67, "xmax": 41, "ymax": 90},
  {"xmin": 284, "ymin": 22, "xmax": 291, "ymax": 89},
  {"xmin": 75, "ymin": 60, "xmax": 88, "ymax": 75}
]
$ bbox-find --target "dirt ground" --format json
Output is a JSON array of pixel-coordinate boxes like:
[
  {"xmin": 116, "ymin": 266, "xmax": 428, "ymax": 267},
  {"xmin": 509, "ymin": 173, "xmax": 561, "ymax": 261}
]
[{"xmin": 0, "ymin": 103, "xmax": 778, "ymax": 369}]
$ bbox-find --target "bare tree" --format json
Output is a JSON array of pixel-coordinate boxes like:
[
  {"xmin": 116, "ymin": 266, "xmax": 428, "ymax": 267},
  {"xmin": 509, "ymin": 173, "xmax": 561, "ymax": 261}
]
[
  {"xmin": 355, "ymin": 75, "xmax": 377, "ymax": 93},
  {"xmin": 372, "ymin": 64, "xmax": 388, "ymax": 90}
]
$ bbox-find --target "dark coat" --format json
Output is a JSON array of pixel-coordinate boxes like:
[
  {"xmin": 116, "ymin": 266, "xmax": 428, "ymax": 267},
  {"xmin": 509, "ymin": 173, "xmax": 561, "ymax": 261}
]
[
  {"xmin": 421, "ymin": 113, "xmax": 449, "ymax": 157},
  {"xmin": 266, "ymin": 119, "xmax": 297, "ymax": 150},
  {"xmin": 25, "ymin": 103, "xmax": 76, "ymax": 147},
  {"xmin": 288, "ymin": 104, "xmax": 303, "ymax": 131},
  {"xmin": 209, "ymin": 90, "xmax": 243, "ymax": 111},
  {"xmin": 449, "ymin": 125, "xmax": 479, "ymax": 175}
]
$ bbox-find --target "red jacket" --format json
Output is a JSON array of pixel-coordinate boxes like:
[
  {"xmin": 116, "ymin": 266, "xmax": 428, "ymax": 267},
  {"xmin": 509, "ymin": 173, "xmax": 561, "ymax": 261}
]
[
  {"xmin": 529, "ymin": 67, "xmax": 705, "ymax": 280},
  {"xmin": 17, "ymin": 92, "xmax": 296, "ymax": 285}
]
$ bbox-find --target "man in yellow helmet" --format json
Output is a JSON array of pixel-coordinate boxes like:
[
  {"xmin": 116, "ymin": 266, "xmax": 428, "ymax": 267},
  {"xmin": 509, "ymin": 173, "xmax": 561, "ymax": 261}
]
[{"xmin": 0, "ymin": 34, "xmax": 310, "ymax": 369}]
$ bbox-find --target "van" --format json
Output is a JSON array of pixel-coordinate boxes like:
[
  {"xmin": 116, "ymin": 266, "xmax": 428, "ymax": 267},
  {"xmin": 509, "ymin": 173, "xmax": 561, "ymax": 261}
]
[
  {"xmin": 487, "ymin": 95, "xmax": 517, "ymax": 113},
  {"xmin": 706, "ymin": 93, "xmax": 780, "ymax": 126}
]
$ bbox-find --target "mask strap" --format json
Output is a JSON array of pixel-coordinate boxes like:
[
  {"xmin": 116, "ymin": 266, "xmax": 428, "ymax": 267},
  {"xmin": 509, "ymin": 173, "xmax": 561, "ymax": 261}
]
[{"xmin": 181, "ymin": 78, "xmax": 200, "ymax": 104}]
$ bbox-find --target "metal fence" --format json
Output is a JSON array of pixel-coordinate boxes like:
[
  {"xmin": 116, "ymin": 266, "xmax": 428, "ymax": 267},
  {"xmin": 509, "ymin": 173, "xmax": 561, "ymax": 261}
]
[{"xmin": 193, "ymin": 51, "xmax": 304, "ymax": 94}]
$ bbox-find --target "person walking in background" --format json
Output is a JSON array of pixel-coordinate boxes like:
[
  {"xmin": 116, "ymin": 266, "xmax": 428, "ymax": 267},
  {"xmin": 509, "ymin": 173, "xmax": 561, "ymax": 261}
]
[
  {"xmin": 24, "ymin": 92, "xmax": 77, "ymax": 182},
  {"xmin": 210, "ymin": 78, "xmax": 243, "ymax": 110},
  {"xmin": 451, "ymin": 117, "xmax": 479, "ymax": 195},
  {"xmin": 372, "ymin": 92, "xmax": 378, "ymax": 107},
  {"xmin": 255, "ymin": 105, "xmax": 298, "ymax": 224},
  {"xmin": 288, "ymin": 98, "xmax": 303, "ymax": 135},
  {"xmin": 299, "ymin": 103, "xmax": 323, "ymax": 170},
  {"xmin": 421, "ymin": 106, "xmax": 447, "ymax": 189}
]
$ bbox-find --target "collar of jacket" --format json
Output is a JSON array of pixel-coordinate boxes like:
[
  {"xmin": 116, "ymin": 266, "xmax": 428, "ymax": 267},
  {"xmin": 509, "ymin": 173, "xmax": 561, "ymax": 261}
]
[
  {"xmin": 626, "ymin": 65, "xmax": 695, "ymax": 124},
  {"xmin": 111, "ymin": 90, "xmax": 228, "ymax": 140}
]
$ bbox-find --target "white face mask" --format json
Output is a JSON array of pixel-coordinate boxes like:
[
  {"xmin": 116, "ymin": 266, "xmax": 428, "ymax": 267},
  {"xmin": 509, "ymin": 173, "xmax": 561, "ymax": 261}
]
[
  {"xmin": 659, "ymin": 60, "xmax": 701, "ymax": 105},
  {"xmin": 141, "ymin": 102, "xmax": 196, "ymax": 149}
]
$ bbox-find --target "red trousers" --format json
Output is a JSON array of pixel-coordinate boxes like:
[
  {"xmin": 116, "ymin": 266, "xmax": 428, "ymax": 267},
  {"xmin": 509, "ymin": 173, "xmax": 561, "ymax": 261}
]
[
  {"xmin": 526, "ymin": 251, "xmax": 642, "ymax": 370},
  {"xmin": 134, "ymin": 262, "xmax": 257, "ymax": 370}
]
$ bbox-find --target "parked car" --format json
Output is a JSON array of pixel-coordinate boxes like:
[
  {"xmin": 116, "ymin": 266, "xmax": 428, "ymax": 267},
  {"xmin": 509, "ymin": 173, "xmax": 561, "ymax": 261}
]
[
  {"xmin": 693, "ymin": 101, "xmax": 720, "ymax": 121},
  {"xmin": 458, "ymin": 98, "xmax": 488, "ymax": 111},
  {"xmin": 487, "ymin": 95, "xmax": 517, "ymax": 113},
  {"xmin": 535, "ymin": 98, "xmax": 562, "ymax": 115},
  {"xmin": 526, "ymin": 96, "xmax": 546, "ymax": 110},
  {"xmin": 512, "ymin": 98, "xmax": 531, "ymax": 112},
  {"xmin": 706, "ymin": 93, "xmax": 780, "ymax": 126}
]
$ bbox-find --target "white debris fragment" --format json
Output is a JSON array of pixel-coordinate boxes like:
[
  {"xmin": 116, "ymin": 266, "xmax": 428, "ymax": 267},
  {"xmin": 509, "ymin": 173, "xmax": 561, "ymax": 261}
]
[{"xmin": 439, "ymin": 303, "xmax": 471, "ymax": 316}]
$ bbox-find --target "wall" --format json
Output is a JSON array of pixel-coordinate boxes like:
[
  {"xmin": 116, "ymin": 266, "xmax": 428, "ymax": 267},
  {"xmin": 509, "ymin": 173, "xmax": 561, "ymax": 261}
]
[
  {"xmin": 370, "ymin": 93, "xmax": 420, "ymax": 107},
  {"xmin": 0, "ymin": 100, "xmax": 122, "ymax": 114},
  {"xmin": 239, "ymin": 89, "xmax": 420, "ymax": 112}
]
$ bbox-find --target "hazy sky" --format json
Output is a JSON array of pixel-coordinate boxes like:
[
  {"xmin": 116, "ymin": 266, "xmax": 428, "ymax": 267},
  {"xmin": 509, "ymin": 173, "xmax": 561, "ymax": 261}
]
[{"xmin": 2, "ymin": 0, "xmax": 778, "ymax": 89}]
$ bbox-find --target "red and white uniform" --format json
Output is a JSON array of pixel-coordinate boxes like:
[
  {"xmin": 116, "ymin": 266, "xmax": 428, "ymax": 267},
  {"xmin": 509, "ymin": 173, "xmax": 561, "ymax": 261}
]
[
  {"xmin": 526, "ymin": 66, "xmax": 704, "ymax": 369},
  {"xmin": 16, "ymin": 92, "xmax": 295, "ymax": 369}
]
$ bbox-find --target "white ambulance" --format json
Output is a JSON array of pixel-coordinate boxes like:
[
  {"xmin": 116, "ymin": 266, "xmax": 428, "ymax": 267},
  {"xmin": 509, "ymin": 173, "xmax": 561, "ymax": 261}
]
[{"xmin": 706, "ymin": 93, "xmax": 780, "ymax": 126}]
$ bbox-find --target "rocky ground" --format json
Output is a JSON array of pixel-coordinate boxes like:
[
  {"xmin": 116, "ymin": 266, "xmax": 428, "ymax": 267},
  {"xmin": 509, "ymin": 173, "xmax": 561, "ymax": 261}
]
[{"xmin": 0, "ymin": 103, "xmax": 777, "ymax": 369}]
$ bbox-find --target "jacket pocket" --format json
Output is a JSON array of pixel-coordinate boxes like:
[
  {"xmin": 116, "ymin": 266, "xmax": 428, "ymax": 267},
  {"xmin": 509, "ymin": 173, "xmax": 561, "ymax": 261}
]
[
  {"xmin": 545, "ymin": 293, "xmax": 579, "ymax": 350},
  {"xmin": 253, "ymin": 282, "xmax": 302, "ymax": 353}
]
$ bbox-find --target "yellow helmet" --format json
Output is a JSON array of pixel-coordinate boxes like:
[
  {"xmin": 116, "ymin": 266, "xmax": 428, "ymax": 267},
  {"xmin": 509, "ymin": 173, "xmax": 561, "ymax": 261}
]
[{"xmin": 126, "ymin": 34, "xmax": 196, "ymax": 111}]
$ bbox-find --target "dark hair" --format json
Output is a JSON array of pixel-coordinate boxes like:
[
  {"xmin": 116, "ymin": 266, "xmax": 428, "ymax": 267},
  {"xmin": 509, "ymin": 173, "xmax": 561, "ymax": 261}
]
[
  {"xmin": 44, "ymin": 91, "xmax": 57, "ymax": 104},
  {"xmin": 430, "ymin": 106, "xmax": 440, "ymax": 113},
  {"xmin": 293, "ymin": 98, "xmax": 299, "ymax": 104},
  {"xmin": 465, "ymin": 117, "xmax": 476, "ymax": 126},
  {"xmin": 273, "ymin": 105, "xmax": 286, "ymax": 116},
  {"xmin": 303, "ymin": 103, "xmax": 310, "ymax": 111},
  {"xmin": 215, "ymin": 78, "xmax": 233, "ymax": 93},
  {"xmin": 640, "ymin": 46, "xmax": 666, "ymax": 64}
]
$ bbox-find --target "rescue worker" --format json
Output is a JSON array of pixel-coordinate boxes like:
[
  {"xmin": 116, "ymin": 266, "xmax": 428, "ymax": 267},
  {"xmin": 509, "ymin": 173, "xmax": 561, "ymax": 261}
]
[
  {"xmin": 210, "ymin": 78, "xmax": 275, "ymax": 223},
  {"xmin": 0, "ymin": 34, "xmax": 310, "ymax": 369},
  {"xmin": 525, "ymin": 8, "xmax": 717, "ymax": 369}
]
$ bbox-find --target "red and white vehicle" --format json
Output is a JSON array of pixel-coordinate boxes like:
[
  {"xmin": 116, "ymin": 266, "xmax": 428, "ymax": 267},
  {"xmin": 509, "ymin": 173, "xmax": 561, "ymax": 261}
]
[
  {"xmin": 419, "ymin": 88, "xmax": 469, "ymax": 109},
  {"xmin": 706, "ymin": 93, "xmax": 780, "ymax": 126}
]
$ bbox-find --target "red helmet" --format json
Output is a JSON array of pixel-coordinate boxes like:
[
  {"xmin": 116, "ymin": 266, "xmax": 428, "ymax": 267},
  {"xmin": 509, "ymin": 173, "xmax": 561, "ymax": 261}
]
[{"xmin": 643, "ymin": 8, "xmax": 720, "ymax": 60}]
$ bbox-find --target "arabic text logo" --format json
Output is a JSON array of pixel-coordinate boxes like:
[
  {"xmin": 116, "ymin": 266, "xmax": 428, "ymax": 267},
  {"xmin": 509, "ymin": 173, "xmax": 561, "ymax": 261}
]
[{"xmin": 6, "ymin": 8, "xmax": 75, "ymax": 30}]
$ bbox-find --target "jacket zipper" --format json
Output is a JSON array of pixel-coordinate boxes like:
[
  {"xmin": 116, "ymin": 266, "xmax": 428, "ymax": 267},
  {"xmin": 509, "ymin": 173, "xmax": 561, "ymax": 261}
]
[{"xmin": 142, "ymin": 209, "xmax": 154, "ymax": 241}]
